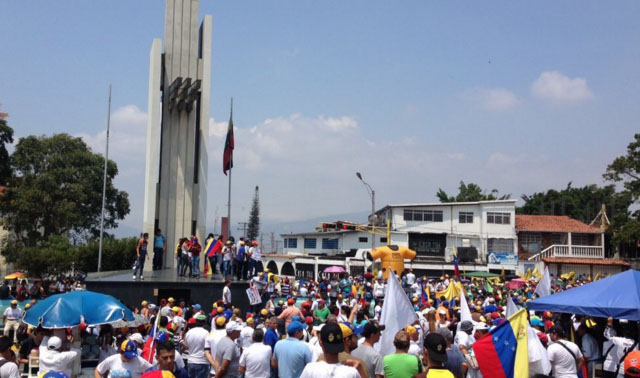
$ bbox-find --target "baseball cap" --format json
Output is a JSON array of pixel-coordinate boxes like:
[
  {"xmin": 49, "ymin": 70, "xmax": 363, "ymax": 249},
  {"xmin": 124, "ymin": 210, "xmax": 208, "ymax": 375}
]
[
  {"xmin": 168, "ymin": 297, "xmax": 175, "ymax": 302},
  {"xmin": 10, "ymin": 300, "xmax": 17, "ymax": 305},
  {"xmin": 226, "ymin": 321, "xmax": 242, "ymax": 332},
  {"xmin": 129, "ymin": 333, "xmax": 144, "ymax": 344},
  {"xmin": 38, "ymin": 372, "xmax": 70, "ymax": 378},
  {"xmin": 260, "ymin": 309, "xmax": 268, "ymax": 316},
  {"xmin": 120, "ymin": 340, "xmax": 138, "ymax": 359},
  {"xmin": 47, "ymin": 336, "xmax": 62, "ymax": 350},
  {"xmin": 193, "ymin": 304, "xmax": 201, "ymax": 310},
  {"xmin": 287, "ymin": 321, "xmax": 305, "ymax": 335},
  {"xmin": 530, "ymin": 318, "xmax": 544, "ymax": 328},
  {"xmin": 424, "ymin": 333, "xmax": 448, "ymax": 363},
  {"xmin": 172, "ymin": 306, "xmax": 180, "ymax": 313},
  {"xmin": 460, "ymin": 320, "xmax": 474, "ymax": 332},
  {"xmin": 215, "ymin": 316, "xmax": 227, "ymax": 327},
  {"xmin": 435, "ymin": 327, "xmax": 453, "ymax": 341},
  {"xmin": 406, "ymin": 326, "xmax": 417, "ymax": 336},
  {"xmin": 339, "ymin": 323, "xmax": 353, "ymax": 338},
  {"xmin": 141, "ymin": 300, "xmax": 148, "ymax": 306},
  {"xmin": 195, "ymin": 314, "xmax": 206, "ymax": 321},
  {"xmin": 140, "ymin": 371, "xmax": 176, "ymax": 378},
  {"xmin": 320, "ymin": 322, "xmax": 345, "ymax": 354},
  {"xmin": 625, "ymin": 350, "xmax": 640, "ymax": 377},
  {"xmin": 246, "ymin": 317, "xmax": 255, "ymax": 325}
]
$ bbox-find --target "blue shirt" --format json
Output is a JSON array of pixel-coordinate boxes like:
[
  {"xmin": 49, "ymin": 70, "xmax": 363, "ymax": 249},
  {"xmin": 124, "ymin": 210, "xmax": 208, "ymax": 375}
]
[
  {"xmin": 238, "ymin": 245, "xmax": 246, "ymax": 261},
  {"xmin": 264, "ymin": 328, "xmax": 279, "ymax": 350},
  {"xmin": 273, "ymin": 337, "xmax": 312, "ymax": 378},
  {"xmin": 154, "ymin": 235, "xmax": 166, "ymax": 249}
]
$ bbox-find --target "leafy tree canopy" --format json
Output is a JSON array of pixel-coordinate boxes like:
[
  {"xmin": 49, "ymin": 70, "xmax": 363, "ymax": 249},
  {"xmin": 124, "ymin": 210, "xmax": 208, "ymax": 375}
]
[
  {"xmin": 0, "ymin": 133, "xmax": 130, "ymax": 253},
  {"xmin": 0, "ymin": 118, "xmax": 14, "ymax": 185},
  {"xmin": 437, "ymin": 181, "xmax": 510, "ymax": 203}
]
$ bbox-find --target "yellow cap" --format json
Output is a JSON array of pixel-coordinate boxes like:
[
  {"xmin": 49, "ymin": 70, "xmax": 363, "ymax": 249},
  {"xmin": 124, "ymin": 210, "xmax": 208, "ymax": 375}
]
[
  {"xmin": 141, "ymin": 301, "xmax": 148, "ymax": 306},
  {"xmin": 412, "ymin": 297, "xmax": 418, "ymax": 303},
  {"xmin": 172, "ymin": 306, "xmax": 180, "ymax": 313},
  {"xmin": 25, "ymin": 303, "xmax": 31, "ymax": 309},
  {"xmin": 247, "ymin": 317, "xmax": 255, "ymax": 324},
  {"xmin": 10, "ymin": 300, "xmax": 17, "ymax": 305},
  {"xmin": 168, "ymin": 297, "xmax": 175, "ymax": 302},
  {"xmin": 480, "ymin": 316, "xmax": 486, "ymax": 323},
  {"xmin": 339, "ymin": 323, "xmax": 353, "ymax": 338},
  {"xmin": 406, "ymin": 326, "xmax": 417, "ymax": 335},
  {"xmin": 260, "ymin": 309, "xmax": 268, "ymax": 316},
  {"xmin": 215, "ymin": 317, "xmax": 226, "ymax": 326}
]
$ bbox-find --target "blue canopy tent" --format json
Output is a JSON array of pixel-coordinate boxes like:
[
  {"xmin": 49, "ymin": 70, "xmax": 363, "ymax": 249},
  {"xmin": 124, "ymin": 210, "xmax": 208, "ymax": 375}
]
[
  {"xmin": 23, "ymin": 290, "xmax": 135, "ymax": 328},
  {"xmin": 528, "ymin": 269, "xmax": 640, "ymax": 320}
]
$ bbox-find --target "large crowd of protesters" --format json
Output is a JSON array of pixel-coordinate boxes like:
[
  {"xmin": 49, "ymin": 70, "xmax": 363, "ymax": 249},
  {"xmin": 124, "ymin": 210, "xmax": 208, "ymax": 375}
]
[{"xmin": 2, "ymin": 265, "xmax": 640, "ymax": 378}]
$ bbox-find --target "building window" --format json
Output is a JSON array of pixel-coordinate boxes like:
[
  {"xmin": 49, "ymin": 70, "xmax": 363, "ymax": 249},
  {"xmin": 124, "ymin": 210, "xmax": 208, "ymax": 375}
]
[
  {"xmin": 571, "ymin": 233, "xmax": 589, "ymax": 246},
  {"xmin": 380, "ymin": 237, "xmax": 388, "ymax": 243},
  {"xmin": 404, "ymin": 209, "xmax": 443, "ymax": 222},
  {"xmin": 519, "ymin": 232, "xmax": 541, "ymax": 253},
  {"xmin": 487, "ymin": 212, "xmax": 510, "ymax": 224},
  {"xmin": 285, "ymin": 238, "xmax": 297, "ymax": 249},
  {"xmin": 303, "ymin": 238, "xmax": 317, "ymax": 249},
  {"xmin": 358, "ymin": 237, "xmax": 368, "ymax": 243},
  {"xmin": 322, "ymin": 238, "xmax": 339, "ymax": 249},
  {"xmin": 459, "ymin": 212, "xmax": 474, "ymax": 224},
  {"xmin": 552, "ymin": 233, "xmax": 564, "ymax": 245},
  {"xmin": 488, "ymin": 238, "xmax": 514, "ymax": 252}
]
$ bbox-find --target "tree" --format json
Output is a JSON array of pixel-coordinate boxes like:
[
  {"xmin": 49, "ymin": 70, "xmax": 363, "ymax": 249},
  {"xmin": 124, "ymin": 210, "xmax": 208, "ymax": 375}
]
[
  {"xmin": 518, "ymin": 183, "xmax": 632, "ymax": 227},
  {"xmin": 246, "ymin": 185, "xmax": 260, "ymax": 241},
  {"xmin": 0, "ymin": 134, "xmax": 130, "ymax": 260},
  {"xmin": 604, "ymin": 133, "xmax": 640, "ymax": 246},
  {"xmin": 0, "ymin": 118, "xmax": 14, "ymax": 185},
  {"xmin": 15, "ymin": 236, "xmax": 77, "ymax": 278},
  {"xmin": 437, "ymin": 181, "xmax": 510, "ymax": 203}
]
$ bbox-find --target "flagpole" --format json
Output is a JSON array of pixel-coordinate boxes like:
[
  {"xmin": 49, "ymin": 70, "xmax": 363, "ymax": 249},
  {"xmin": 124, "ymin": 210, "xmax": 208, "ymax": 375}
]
[
  {"xmin": 98, "ymin": 84, "xmax": 112, "ymax": 273},
  {"xmin": 226, "ymin": 98, "xmax": 233, "ymax": 240}
]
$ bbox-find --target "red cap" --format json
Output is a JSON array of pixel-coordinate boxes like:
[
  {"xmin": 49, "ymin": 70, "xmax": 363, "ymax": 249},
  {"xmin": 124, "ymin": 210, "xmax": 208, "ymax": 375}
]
[
  {"xmin": 544, "ymin": 320, "xmax": 553, "ymax": 329},
  {"xmin": 305, "ymin": 316, "xmax": 313, "ymax": 324},
  {"xmin": 187, "ymin": 317, "xmax": 196, "ymax": 325},
  {"xmin": 287, "ymin": 298, "xmax": 295, "ymax": 305},
  {"xmin": 625, "ymin": 351, "xmax": 640, "ymax": 377},
  {"xmin": 491, "ymin": 312, "xmax": 500, "ymax": 320}
]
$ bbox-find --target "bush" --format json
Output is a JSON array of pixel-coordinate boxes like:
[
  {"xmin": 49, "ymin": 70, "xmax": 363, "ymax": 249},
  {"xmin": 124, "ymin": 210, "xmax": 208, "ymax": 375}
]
[
  {"xmin": 15, "ymin": 236, "xmax": 77, "ymax": 278},
  {"xmin": 75, "ymin": 237, "xmax": 138, "ymax": 272}
]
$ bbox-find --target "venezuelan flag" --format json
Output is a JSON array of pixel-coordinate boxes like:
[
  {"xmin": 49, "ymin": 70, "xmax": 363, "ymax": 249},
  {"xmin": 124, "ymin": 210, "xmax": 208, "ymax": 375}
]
[
  {"xmin": 204, "ymin": 238, "xmax": 219, "ymax": 257},
  {"xmin": 474, "ymin": 308, "xmax": 529, "ymax": 378},
  {"xmin": 421, "ymin": 282, "xmax": 430, "ymax": 305}
]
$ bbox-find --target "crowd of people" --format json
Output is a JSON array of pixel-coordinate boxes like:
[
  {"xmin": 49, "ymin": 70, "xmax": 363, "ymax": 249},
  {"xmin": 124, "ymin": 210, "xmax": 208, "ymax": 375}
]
[{"xmin": 3, "ymin": 267, "xmax": 640, "ymax": 378}]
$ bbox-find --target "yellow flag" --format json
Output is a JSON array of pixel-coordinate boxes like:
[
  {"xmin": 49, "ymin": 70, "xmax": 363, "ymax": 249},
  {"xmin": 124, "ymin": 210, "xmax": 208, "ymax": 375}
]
[
  {"xmin": 510, "ymin": 308, "xmax": 530, "ymax": 378},
  {"xmin": 594, "ymin": 272, "xmax": 601, "ymax": 281},
  {"xmin": 436, "ymin": 281, "xmax": 464, "ymax": 301}
]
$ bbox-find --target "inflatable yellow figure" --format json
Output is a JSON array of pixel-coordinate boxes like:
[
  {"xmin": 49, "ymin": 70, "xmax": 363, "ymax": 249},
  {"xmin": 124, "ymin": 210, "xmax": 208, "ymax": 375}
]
[{"xmin": 370, "ymin": 245, "xmax": 416, "ymax": 279}]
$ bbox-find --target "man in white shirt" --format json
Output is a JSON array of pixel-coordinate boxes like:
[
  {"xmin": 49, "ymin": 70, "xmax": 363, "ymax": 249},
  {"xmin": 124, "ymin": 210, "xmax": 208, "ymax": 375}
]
[
  {"xmin": 547, "ymin": 326, "xmax": 583, "ymax": 378},
  {"xmin": 205, "ymin": 316, "xmax": 228, "ymax": 375},
  {"xmin": 0, "ymin": 336, "xmax": 19, "ymax": 378},
  {"xmin": 455, "ymin": 321, "xmax": 475, "ymax": 348},
  {"xmin": 406, "ymin": 269, "xmax": 416, "ymax": 286},
  {"xmin": 222, "ymin": 280, "xmax": 232, "ymax": 305},
  {"xmin": 39, "ymin": 336, "xmax": 78, "ymax": 378},
  {"xmin": 2, "ymin": 301, "xmax": 22, "ymax": 343},
  {"xmin": 182, "ymin": 316, "xmax": 210, "ymax": 378},
  {"xmin": 239, "ymin": 329, "xmax": 272, "ymax": 378},
  {"xmin": 94, "ymin": 340, "xmax": 152, "ymax": 378},
  {"xmin": 300, "ymin": 322, "xmax": 361, "ymax": 378}
]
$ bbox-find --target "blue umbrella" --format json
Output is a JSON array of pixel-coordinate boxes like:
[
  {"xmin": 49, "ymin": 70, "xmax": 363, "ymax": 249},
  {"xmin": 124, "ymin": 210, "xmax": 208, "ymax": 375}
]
[{"xmin": 23, "ymin": 290, "xmax": 135, "ymax": 328}]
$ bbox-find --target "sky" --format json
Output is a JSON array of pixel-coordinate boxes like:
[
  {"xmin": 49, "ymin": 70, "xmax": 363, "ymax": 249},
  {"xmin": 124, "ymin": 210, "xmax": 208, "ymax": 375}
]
[{"xmin": 1, "ymin": 1, "xmax": 639, "ymax": 239}]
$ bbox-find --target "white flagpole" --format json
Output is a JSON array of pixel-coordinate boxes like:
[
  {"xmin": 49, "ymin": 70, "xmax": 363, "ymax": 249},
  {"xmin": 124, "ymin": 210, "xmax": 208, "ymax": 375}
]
[{"xmin": 98, "ymin": 84, "xmax": 112, "ymax": 273}]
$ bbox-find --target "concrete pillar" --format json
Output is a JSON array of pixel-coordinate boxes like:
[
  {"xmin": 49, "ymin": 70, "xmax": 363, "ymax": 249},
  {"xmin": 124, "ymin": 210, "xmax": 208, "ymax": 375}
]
[{"xmin": 567, "ymin": 232, "xmax": 572, "ymax": 257}]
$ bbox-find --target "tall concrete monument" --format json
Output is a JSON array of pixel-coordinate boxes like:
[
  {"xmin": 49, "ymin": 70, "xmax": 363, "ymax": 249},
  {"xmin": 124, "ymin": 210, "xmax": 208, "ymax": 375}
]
[{"xmin": 143, "ymin": 0, "xmax": 211, "ymax": 269}]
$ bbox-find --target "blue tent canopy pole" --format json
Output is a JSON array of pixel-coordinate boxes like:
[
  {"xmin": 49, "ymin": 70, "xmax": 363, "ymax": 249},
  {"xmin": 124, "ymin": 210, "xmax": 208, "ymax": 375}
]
[{"xmin": 527, "ymin": 269, "xmax": 640, "ymax": 321}]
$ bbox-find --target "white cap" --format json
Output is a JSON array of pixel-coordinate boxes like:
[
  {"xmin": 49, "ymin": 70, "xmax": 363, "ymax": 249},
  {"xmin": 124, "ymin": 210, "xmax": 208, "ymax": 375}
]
[
  {"xmin": 48, "ymin": 336, "xmax": 62, "ymax": 350},
  {"xmin": 475, "ymin": 323, "xmax": 489, "ymax": 331},
  {"xmin": 129, "ymin": 333, "xmax": 144, "ymax": 344},
  {"xmin": 226, "ymin": 321, "xmax": 242, "ymax": 332}
]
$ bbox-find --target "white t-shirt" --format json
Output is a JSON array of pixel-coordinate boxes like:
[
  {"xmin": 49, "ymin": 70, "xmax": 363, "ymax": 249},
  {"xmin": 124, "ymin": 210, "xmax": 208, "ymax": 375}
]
[
  {"xmin": 3, "ymin": 307, "xmax": 21, "ymax": 320},
  {"xmin": 454, "ymin": 331, "xmax": 474, "ymax": 348},
  {"xmin": 39, "ymin": 349, "xmax": 78, "ymax": 377},
  {"xmin": 408, "ymin": 341, "xmax": 421, "ymax": 357},
  {"xmin": 0, "ymin": 358, "xmax": 19, "ymax": 378},
  {"xmin": 184, "ymin": 327, "xmax": 209, "ymax": 365},
  {"xmin": 547, "ymin": 340, "xmax": 581, "ymax": 378},
  {"xmin": 300, "ymin": 361, "xmax": 360, "ymax": 378},
  {"xmin": 239, "ymin": 343, "xmax": 272, "ymax": 378},
  {"xmin": 239, "ymin": 326, "xmax": 255, "ymax": 349},
  {"xmin": 205, "ymin": 329, "xmax": 227, "ymax": 361},
  {"xmin": 223, "ymin": 286, "xmax": 232, "ymax": 304},
  {"xmin": 96, "ymin": 354, "xmax": 152, "ymax": 378}
]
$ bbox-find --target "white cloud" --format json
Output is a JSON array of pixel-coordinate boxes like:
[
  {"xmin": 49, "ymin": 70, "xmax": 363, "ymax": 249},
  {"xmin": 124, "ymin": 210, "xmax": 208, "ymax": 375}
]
[
  {"xmin": 531, "ymin": 71, "xmax": 594, "ymax": 103},
  {"xmin": 461, "ymin": 88, "xmax": 519, "ymax": 112}
]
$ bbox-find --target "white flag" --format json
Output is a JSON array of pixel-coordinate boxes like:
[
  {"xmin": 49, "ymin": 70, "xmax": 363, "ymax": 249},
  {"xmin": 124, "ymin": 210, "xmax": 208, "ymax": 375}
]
[
  {"xmin": 459, "ymin": 287, "xmax": 472, "ymax": 323},
  {"xmin": 528, "ymin": 325, "xmax": 551, "ymax": 375},
  {"xmin": 534, "ymin": 266, "xmax": 551, "ymax": 297},
  {"xmin": 378, "ymin": 270, "xmax": 418, "ymax": 356},
  {"xmin": 506, "ymin": 296, "xmax": 519, "ymax": 318}
]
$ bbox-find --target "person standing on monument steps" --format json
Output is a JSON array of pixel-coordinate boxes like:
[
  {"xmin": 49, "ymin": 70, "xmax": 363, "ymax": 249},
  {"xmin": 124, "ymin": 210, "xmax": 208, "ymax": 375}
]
[
  {"xmin": 153, "ymin": 229, "xmax": 166, "ymax": 271},
  {"xmin": 133, "ymin": 233, "xmax": 149, "ymax": 281}
]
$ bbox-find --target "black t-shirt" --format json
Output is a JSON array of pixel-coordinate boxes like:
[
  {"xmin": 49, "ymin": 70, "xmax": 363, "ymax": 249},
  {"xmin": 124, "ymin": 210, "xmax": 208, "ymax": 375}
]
[
  {"xmin": 0, "ymin": 285, "xmax": 9, "ymax": 299},
  {"xmin": 19, "ymin": 337, "xmax": 37, "ymax": 359}
]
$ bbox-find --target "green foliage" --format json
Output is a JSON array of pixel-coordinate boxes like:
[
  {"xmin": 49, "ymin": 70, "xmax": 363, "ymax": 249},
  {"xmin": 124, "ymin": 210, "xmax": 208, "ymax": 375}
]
[
  {"xmin": 74, "ymin": 237, "xmax": 138, "ymax": 273},
  {"xmin": 0, "ymin": 119, "xmax": 14, "ymax": 185},
  {"xmin": 518, "ymin": 183, "xmax": 632, "ymax": 227},
  {"xmin": 15, "ymin": 236, "xmax": 77, "ymax": 279},
  {"xmin": 437, "ymin": 181, "xmax": 510, "ymax": 203},
  {"xmin": 604, "ymin": 133, "xmax": 640, "ymax": 202},
  {"xmin": 246, "ymin": 186, "xmax": 260, "ymax": 241},
  {"xmin": 0, "ymin": 133, "xmax": 130, "ymax": 251}
]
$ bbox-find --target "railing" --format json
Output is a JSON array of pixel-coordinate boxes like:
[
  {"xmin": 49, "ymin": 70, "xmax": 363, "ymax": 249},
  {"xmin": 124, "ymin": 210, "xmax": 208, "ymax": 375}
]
[{"xmin": 528, "ymin": 244, "xmax": 604, "ymax": 261}]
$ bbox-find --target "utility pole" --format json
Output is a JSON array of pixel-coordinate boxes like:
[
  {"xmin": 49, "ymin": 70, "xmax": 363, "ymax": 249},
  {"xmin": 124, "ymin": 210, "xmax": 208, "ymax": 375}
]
[
  {"xmin": 98, "ymin": 84, "xmax": 112, "ymax": 273},
  {"xmin": 237, "ymin": 222, "xmax": 248, "ymax": 238},
  {"xmin": 270, "ymin": 232, "xmax": 275, "ymax": 253}
]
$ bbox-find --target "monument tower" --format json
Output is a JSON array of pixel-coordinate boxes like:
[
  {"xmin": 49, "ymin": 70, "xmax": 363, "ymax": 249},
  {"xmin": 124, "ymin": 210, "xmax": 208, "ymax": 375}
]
[{"xmin": 143, "ymin": 0, "xmax": 211, "ymax": 269}]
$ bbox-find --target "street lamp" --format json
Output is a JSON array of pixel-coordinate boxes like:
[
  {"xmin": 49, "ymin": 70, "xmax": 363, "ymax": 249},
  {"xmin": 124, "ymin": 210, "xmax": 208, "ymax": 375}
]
[{"xmin": 356, "ymin": 172, "xmax": 376, "ymax": 270}]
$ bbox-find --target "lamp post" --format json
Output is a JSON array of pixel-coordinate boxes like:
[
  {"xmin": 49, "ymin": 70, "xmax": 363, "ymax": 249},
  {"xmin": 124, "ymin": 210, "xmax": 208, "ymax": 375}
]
[{"xmin": 356, "ymin": 172, "xmax": 375, "ymax": 271}]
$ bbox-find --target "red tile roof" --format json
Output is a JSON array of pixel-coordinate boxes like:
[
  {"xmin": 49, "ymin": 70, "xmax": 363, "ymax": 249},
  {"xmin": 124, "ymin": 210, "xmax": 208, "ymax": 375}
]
[
  {"xmin": 542, "ymin": 257, "xmax": 630, "ymax": 266},
  {"xmin": 516, "ymin": 215, "xmax": 601, "ymax": 234}
]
